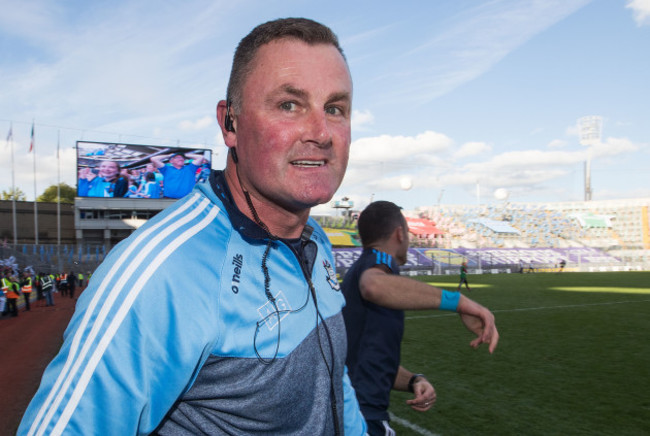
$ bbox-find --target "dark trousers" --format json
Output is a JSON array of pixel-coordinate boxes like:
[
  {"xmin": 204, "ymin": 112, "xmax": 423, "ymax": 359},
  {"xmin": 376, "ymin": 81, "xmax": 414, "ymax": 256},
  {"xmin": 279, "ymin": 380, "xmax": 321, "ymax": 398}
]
[
  {"xmin": 6, "ymin": 298, "xmax": 18, "ymax": 316},
  {"xmin": 23, "ymin": 292, "xmax": 31, "ymax": 311},
  {"xmin": 43, "ymin": 289, "xmax": 54, "ymax": 306}
]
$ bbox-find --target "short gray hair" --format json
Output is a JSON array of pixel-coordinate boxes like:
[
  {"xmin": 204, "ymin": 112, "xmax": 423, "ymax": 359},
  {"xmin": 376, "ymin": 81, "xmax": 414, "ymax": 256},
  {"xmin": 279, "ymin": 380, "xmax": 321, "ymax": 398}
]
[{"xmin": 226, "ymin": 17, "xmax": 346, "ymax": 112}]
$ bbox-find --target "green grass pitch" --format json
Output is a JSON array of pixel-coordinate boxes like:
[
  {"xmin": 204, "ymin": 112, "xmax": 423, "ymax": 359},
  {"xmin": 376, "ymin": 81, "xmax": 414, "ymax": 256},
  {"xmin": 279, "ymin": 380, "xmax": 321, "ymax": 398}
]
[{"xmin": 387, "ymin": 271, "xmax": 650, "ymax": 436}]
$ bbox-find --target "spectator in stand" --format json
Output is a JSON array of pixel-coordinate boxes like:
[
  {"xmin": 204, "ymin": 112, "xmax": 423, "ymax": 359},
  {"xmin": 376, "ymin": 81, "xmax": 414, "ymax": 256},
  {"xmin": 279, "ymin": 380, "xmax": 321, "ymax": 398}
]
[
  {"xmin": 140, "ymin": 172, "xmax": 162, "ymax": 198},
  {"xmin": 150, "ymin": 152, "xmax": 206, "ymax": 199},
  {"xmin": 125, "ymin": 178, "xmax": 141, "ymax": 198},
  {"xmin": 196, "ymin": 162, "xmax": 211, "ymax": 183},
  {"xmin": 78, "ymin": 160, "xmax": 129, "ymax": 198}
]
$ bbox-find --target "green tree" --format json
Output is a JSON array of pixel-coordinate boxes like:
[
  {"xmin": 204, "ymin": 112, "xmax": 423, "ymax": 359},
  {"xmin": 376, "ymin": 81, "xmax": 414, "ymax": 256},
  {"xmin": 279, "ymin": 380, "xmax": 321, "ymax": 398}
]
[
  {"xmin": 1, "ymin": 187, "xmax": 26, "ymax": 201},
  {"xmin": 37, "ymin": 183, "xmax": 76, "ymax": 203}
]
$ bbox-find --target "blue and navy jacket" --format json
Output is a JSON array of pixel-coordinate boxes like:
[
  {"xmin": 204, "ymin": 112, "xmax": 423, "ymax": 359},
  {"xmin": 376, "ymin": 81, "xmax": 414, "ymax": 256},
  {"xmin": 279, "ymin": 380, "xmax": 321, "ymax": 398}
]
[
  {"xmin": 342, "ymin": 248, "xmax": 404, "ymax": 422},
  {"xmin": 19, "ymin": 171, "xmax": 366, "ymax": 435}
]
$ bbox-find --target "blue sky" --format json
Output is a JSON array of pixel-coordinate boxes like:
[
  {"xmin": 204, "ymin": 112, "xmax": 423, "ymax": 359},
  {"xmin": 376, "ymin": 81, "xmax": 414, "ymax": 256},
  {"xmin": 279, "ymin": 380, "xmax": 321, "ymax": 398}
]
[{"xmin": 1, "ymin": 0, "xmax": 648, "ymax": 213}]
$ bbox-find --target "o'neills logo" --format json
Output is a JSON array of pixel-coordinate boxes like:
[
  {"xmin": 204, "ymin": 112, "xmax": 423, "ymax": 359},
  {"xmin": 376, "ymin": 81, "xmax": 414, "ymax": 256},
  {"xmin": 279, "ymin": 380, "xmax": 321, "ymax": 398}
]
[{"xmin": 231, "ymin": 254, "xmax": 243, "ymax": 294}]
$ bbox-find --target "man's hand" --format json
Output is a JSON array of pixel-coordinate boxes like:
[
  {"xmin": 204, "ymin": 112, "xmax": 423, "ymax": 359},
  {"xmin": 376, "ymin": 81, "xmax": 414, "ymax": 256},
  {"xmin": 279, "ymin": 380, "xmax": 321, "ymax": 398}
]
[
  {"xmin": 458, "ymin": 297, "xmax": 499, "ymax": 353},
  {"xmin": 405, "ymin": 377, "xmax": 436, "ymax": 412}
]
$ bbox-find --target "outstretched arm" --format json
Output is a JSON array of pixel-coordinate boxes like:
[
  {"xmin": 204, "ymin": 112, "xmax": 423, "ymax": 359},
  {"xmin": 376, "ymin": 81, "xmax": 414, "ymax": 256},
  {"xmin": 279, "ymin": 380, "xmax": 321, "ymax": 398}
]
[{"xmin": 359, "ymin": 268, "xmax": 499, "ymax": 353}]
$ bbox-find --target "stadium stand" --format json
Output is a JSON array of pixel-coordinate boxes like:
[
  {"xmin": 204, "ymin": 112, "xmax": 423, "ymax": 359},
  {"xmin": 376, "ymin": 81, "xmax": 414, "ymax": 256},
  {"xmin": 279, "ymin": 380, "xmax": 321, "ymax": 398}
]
[
  {"xmin": 314, "ymin": 198, "xmax": 650, "ymax": 275},
  {"xmin": 2, "ymin": 198, "xmax": 648, "ymax": 276}
]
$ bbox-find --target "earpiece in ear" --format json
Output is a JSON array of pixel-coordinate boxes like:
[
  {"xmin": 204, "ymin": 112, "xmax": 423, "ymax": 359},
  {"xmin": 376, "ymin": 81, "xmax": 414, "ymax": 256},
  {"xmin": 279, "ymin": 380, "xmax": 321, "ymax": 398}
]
[
  {"xmin": 230, "ymin": 147, "xmax": 239, "ymax": 163},
  {"xmin": 225, "ymin": 101, "xmax": 235, "ymax": 133}
]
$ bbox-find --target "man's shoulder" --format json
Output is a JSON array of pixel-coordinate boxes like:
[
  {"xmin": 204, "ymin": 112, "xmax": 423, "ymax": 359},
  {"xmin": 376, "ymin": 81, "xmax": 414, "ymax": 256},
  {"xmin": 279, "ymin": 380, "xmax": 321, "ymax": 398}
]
[{"xmin": 122, "ymin": 188, "xmax": 229, "ymax": 246}]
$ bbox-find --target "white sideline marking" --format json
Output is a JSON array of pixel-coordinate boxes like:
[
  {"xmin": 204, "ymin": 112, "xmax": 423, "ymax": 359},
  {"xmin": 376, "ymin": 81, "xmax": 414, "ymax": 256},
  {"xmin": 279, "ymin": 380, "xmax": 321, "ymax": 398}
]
[
  {"xmin": 389, "ymin": 412, "xmax": 441, "ymax": 436},
  {"xmin": 406, "ymin": 299, "xmax": 650, "ymax": 320}
]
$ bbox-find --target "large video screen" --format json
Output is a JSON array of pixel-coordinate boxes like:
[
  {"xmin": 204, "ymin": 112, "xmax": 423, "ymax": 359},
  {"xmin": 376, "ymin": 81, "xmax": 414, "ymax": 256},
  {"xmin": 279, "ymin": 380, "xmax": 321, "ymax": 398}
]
[{"xmin": 76, "ymin": 141, "xmax": 212, "ymax": 199}]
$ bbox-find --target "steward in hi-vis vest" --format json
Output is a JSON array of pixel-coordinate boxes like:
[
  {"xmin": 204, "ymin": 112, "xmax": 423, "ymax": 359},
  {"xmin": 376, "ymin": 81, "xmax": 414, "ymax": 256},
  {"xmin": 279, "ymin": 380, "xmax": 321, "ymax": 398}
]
[
  {"xmin": 0, "ymin": 274, "xmax": 8, "ymax": 314},
  {"xmin": 21, "ymin": 272, "xmax": 33, "ymax": 311},
  {"xmin": 2, "ymin": 275, "xmax": 19, "ymax": 317},
  {"xmin": 59, "ymin": 273, "xmax": 69, "ymax": 297},
  {"xmin": 41, "ymin": 273, "xmax": 55, "ymax": 307}
]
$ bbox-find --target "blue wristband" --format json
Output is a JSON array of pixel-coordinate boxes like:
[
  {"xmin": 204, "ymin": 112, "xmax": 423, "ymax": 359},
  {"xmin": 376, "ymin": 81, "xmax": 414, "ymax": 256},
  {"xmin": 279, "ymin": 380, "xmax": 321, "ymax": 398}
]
[{"xmin": 439, "ymin": 289, "xmax": 460, "ymax": 311}]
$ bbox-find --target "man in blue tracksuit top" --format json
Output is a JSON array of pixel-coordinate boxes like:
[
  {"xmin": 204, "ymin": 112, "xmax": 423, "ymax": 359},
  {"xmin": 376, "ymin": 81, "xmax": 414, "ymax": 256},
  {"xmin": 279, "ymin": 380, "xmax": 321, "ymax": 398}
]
[{"xmin": 18, "ymin": 18, "xmax": 365, "ymax": 435}]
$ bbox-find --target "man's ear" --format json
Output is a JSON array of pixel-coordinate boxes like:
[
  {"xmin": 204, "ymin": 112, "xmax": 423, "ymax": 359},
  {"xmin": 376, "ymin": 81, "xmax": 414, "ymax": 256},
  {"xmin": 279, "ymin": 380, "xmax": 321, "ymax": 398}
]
[
  {"xmin": 395, "ymin": 225, "xmax": 406, "ymax": 243},
  {"xmin": 216, "ymin": 100, "xmax": 237, "ymax": 147}
]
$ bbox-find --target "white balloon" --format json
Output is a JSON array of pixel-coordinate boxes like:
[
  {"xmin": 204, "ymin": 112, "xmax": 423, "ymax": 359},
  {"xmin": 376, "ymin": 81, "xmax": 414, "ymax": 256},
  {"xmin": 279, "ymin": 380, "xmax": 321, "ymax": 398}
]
[
  {"xmin": 494, "ymin": 188, "xmax": 508, "ymax": 200},
  {"xmin": 400, "ymin": 177, "xmax": 413, "ymax": 191}
]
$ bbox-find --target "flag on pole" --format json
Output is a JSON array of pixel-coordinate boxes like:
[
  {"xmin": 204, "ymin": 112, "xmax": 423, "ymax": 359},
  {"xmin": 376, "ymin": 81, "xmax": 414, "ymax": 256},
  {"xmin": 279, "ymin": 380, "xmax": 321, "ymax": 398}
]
[
  {"xmin": 29, "ymin": 122, "xmax": 34, "ymax": 153},
  {"xmin": 6, "ymin": 124, "xmax": 12, "ymax": 143}
]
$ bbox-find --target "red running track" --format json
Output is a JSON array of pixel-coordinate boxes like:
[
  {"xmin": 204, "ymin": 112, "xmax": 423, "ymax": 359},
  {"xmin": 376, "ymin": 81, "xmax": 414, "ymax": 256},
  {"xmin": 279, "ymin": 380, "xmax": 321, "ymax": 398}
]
[{"xmin": 0, "ymin": 291, "xmax": 80, "ymax": 435}]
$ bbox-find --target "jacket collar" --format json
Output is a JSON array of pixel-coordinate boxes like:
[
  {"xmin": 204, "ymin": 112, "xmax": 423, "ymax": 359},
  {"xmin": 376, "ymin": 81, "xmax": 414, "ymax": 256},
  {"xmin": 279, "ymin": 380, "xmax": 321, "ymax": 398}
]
[{"xmin": 209, "ymin": 170, "xmax": 273, "ymax": 241}]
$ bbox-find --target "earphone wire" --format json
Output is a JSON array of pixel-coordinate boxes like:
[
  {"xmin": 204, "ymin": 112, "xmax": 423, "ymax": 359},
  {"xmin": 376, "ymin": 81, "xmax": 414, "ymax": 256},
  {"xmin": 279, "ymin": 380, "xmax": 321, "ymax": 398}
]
[{"xmin": 234, "ymin": 163, "xmax": 341, "ymax": 435}]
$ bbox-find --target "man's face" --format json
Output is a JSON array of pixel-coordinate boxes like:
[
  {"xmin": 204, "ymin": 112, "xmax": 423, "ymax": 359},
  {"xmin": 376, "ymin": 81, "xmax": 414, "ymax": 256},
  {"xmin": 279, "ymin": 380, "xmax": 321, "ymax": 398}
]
[
  {"xmin": 98, "ymin": 161, "xmax": 119, "ymax": 180},
  {"xmin": 170, "ymin": 155, "xmax": 186, "ymax": 169},
  {"xmin": 232, "ymin": 39, "xmax": 352, "ymax": 213}
]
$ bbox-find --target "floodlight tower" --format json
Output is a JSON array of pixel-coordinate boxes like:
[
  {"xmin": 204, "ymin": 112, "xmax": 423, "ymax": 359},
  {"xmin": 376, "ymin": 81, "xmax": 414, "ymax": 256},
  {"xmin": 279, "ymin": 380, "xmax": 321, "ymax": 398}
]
[
  {"xmin": 332, "ymin": 196, "xmax": 354, "ymax": 218},
  {"xmin": 578, "ymin": 116, "xmax": 602, "ymax": 201}
]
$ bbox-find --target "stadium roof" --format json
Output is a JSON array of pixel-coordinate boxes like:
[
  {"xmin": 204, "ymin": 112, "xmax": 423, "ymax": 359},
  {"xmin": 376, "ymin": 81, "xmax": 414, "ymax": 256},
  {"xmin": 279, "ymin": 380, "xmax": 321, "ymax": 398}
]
[
  {"xmin": 468, "ymin": 218, "xmax": 521, "ymax": 234},
  {"xmin": 405, "ymin": 217, "xmax": 444, "ymax": 236}
]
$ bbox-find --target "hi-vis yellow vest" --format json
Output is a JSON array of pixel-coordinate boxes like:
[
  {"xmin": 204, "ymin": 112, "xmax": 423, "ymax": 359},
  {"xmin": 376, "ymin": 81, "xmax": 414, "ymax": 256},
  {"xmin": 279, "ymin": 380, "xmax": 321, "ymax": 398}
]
[
  {"xmin": 3, "ymin": 278, "xmax": 19, "ymax": 299},
  {"xmin": 22, "ymin": 277, "xmax": 33, "ymax": 293}
]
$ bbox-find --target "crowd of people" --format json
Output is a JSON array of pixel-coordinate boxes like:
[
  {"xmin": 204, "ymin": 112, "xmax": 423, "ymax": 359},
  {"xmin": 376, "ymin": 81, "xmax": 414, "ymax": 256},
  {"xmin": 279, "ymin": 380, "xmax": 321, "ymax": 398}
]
[
  {"xmin": 78, "ymin": 154, "xmax": 211, "ymax": 199},
  {"xmin": 0, "ymin": 269, "xmax": 90, "ymax": 317}
]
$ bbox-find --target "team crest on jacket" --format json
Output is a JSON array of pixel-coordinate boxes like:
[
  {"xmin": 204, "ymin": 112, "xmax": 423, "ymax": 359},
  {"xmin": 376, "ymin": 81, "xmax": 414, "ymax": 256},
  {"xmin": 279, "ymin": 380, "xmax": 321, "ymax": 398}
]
[
  {"xmin": 323, "ymin": 260, "xmax": 340, "ymax": 291},
  {"xmin": 258, "ymin": 291, "xmax": 291, "ymax": 331}
]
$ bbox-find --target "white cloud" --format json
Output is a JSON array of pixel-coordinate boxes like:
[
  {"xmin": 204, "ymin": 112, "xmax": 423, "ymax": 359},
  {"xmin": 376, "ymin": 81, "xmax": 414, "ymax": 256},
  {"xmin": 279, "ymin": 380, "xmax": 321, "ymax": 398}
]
[
  {"xmin": 453, "ymin": 141, "xmax": 491, "ymax": 159},
  {"xmin": 548, "ymin": 139, "xmax": 568, "ymax": 148},
  {"xmin": 340, "ymin": 127, "xmax": 643, "ymax": 203},
  {"xmin": 468, "ymin": 149, "xmax": 586, "ymax": 172},
  {"xmin": 179, "ymin": 116, "xmax": 214, "ymax": 131},
  {"xmin": 350, "ymin": 130, "xmax": 453, "ymax": 163},
  {"xmin": 591, "ymin": 137, "xmax": 639, "ymax": 157},
  {"xmin": 626, "ymin": 0, "xmax": 650, "ymax": 25}
]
